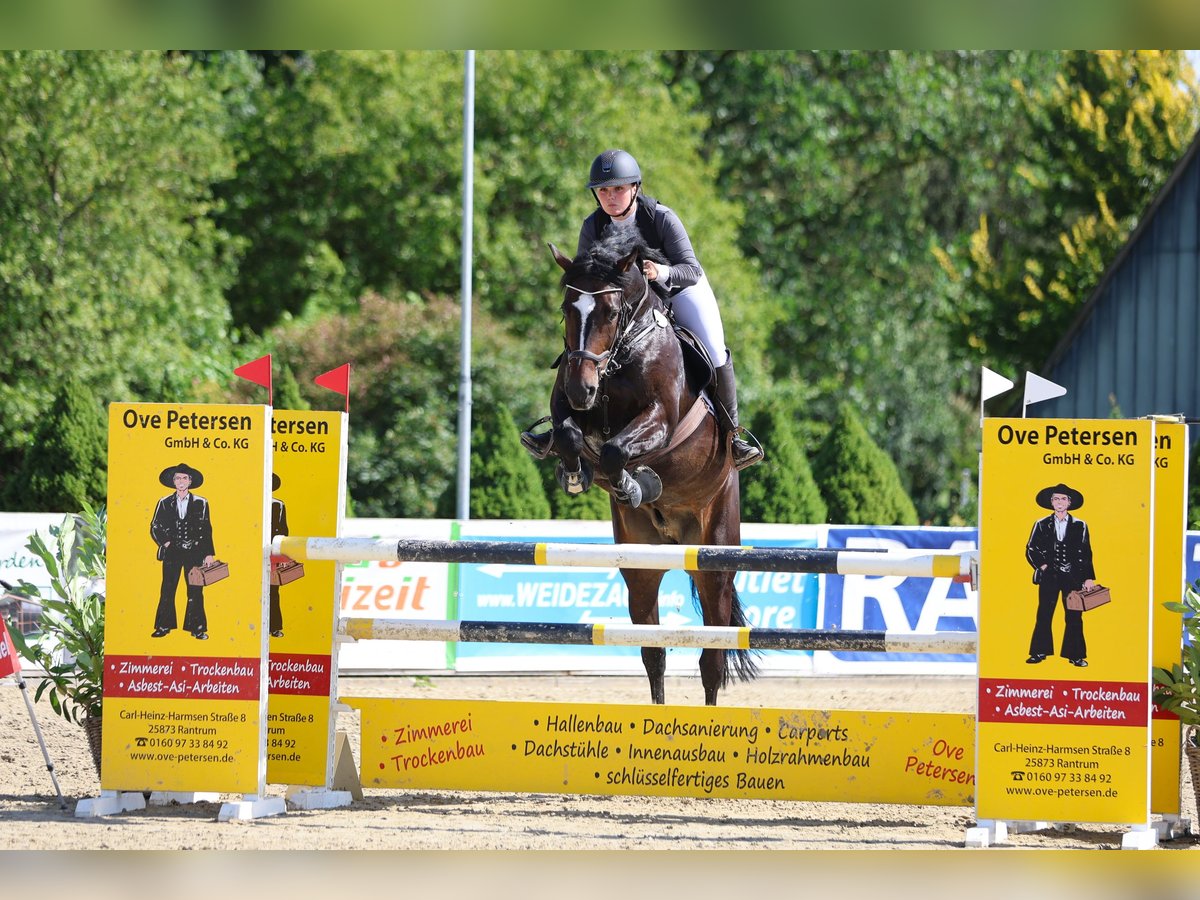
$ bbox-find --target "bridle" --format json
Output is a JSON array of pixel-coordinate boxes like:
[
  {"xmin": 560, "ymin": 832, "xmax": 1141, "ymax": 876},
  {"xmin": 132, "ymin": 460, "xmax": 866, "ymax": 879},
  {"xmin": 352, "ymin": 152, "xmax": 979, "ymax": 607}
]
[{"xmin": 563, "ymin": 274, "xmax": 654, "ymax": 377}]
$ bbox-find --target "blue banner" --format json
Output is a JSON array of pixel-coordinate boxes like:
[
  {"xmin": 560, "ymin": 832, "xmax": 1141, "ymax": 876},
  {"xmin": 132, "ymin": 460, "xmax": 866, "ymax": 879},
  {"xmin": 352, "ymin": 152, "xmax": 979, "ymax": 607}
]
[
  {"xmin": 456, "ymin": 532, "xmax": 819, "ymax": 669},
  {"xmin": 822, "ymin": 527, "xmax": 979, "ymax": 664}
]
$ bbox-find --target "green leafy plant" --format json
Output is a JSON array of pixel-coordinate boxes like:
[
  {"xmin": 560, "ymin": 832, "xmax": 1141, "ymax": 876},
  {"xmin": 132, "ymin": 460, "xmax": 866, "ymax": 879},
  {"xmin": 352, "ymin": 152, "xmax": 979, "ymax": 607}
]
[
  {"xmin": 1151, "ymin": 578, "xmax": 1200, "ymax": 745},
  {"xmin": 6, "ymin": 504, "xmax": 106, "ymax": 725}
]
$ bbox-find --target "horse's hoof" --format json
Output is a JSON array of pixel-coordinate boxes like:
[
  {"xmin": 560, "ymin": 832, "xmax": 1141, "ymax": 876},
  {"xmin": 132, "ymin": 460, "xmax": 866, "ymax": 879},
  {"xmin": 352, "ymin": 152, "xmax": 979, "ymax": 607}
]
[
  {"xmin": 556, "ymin": 461, "xmax": 592, "ymax": 495},
  {"xmin": 631, "ymin": 466, "xmax": 662, "ymax": 504}
]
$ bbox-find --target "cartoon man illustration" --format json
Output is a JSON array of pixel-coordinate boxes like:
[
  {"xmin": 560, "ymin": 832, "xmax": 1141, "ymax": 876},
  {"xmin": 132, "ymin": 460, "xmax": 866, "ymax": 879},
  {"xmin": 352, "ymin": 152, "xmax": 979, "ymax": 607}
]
[
  {"xmin": 1025, "ymin": 481, "xmax": 1095, "ymax": 668},
  {"xmin": 150, "ymin": 462, "xmax": 216, "ymax": 640},
  {"xmin": 269, "ymin": 473, "xmax": 289, "ymax": 638}
]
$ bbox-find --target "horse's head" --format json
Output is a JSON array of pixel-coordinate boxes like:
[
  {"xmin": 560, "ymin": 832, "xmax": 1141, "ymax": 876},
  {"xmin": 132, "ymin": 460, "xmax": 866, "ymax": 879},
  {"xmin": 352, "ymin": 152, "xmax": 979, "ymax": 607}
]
[{"xmin": 549, "ymin": 236, "xmax": 647, "ymax": 412}]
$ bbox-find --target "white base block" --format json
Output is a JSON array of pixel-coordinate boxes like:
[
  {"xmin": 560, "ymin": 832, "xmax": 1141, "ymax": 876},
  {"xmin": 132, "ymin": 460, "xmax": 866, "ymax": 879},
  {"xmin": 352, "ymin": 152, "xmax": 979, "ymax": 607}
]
[
  {"xmin": 1121, "ymin": 826, "xmax": 1158, "ymax": 850},
  {"xmin": 75, "ymin": 790, "xmax": 146, "ymax": 818},
  {"xmin": 1154, "ymin": 815, "xmax": 1191, "ymax": 840},
  {"xmin": 148, "ymin": 791, "xmax": 222, "ymax": 806},
  {"xmin": 964, "ymin": 820, "xmax": 1008, "ymax": 848},
  {"xmin": 218, "ymin": 794, "xmax": 286, "ymax": 822},
  {"xmin": 1010, "ymin": 820, "xmax": 1052, "ymax": 834},
  {"xmin": 285, "ymin": 786, "xmax": 353, "ymax": 810}
]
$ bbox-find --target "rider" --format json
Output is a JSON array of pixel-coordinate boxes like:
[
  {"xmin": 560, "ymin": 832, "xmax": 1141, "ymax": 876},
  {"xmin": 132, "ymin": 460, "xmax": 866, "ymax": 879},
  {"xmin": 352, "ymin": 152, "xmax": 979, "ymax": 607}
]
[{"xmin": 576, "ymin": 148, "xmax": 763, "ymax": 470}]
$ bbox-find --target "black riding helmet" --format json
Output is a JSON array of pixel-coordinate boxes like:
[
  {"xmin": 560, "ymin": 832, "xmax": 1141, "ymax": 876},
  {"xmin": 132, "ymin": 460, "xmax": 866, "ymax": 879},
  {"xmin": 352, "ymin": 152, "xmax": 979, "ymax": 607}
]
[
  {"xmin": 587, "ymin": 149, "xmax": 642, "ymax": 188},
  {"xmin": 588, "ymin": 149, "xmax": 642, "ymax": 218}
]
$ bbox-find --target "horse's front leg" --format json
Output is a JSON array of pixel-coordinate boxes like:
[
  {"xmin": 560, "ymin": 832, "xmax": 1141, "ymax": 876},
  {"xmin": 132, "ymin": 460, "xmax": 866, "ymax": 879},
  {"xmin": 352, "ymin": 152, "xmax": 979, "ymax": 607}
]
[
  {"xmin": 552, "ymin": 415, "xmax": 593, "ymax": 496},
  {"xmin": 599, "ymin": 404, "xmax": 669, "ymax": 508}
]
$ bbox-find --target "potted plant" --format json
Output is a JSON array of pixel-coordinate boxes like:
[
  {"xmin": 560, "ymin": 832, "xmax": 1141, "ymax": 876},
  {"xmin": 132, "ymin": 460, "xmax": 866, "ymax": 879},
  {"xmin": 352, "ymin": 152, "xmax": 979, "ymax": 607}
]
[
  {"xmin": 1151, "ymin": 577, "xmax": 1200, "ymax": 812},
  {"xmin": 6, "ymin": 504, "xmax": 106, "ymax": 775}
]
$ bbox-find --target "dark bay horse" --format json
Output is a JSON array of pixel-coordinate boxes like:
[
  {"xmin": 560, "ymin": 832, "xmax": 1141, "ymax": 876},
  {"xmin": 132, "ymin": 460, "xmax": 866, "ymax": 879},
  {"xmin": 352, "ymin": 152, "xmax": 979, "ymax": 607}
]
[{"xmin": 537, "ymin": 231, "xmax": 758, "ymax": 705}]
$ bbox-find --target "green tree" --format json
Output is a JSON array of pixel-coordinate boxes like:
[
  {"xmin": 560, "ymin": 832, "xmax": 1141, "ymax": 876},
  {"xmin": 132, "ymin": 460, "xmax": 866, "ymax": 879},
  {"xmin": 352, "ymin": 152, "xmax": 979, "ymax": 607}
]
[
  {"xmin": 4, "ymin": 376, "xmax": 107, "ymax": 512},
  {"xmin": 0, "ymin": 50, "xmax": 247, "ymax": 497},
  {"xmin": 811, "ymin": 403, "xmax": 918, "ymax": 526},
  {"xmin": 214, "ymin": 51, "xmax": 465, "ymax": 329},
  {"xmin": 273, "ymin": 363, "xmax": 310, "ymax": 411},
  {"xmin": 939, "ymin": 50, "xmax": 1200, "ymax": 372},
  {"xmin": 740, "ymin": 404, "xmax": 827, "ymax": 525},
  {"xmin": 469, "ymin": 404, "xmax": 551, "ymax": 520},
  {"xmin": 662, "ymin": 50, "xmax": 1045, "ymax": 523},
  {"xmin": 260, "ymin": 289, "xmax": 551, "ymax": 518},
  {"xmin": 263, "ymin": 292, "xmax": 462, "ymax": 518}
]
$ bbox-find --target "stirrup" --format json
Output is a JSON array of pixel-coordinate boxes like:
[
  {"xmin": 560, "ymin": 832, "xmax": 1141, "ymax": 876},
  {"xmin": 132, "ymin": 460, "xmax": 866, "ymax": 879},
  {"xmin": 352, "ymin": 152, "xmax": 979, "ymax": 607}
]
[
  {"xmin": 731, "ymin": 429, "xmax": 764, "ymax": 471},
  {"xmin": 520, "ymin": 416, "xmax": 554, "ymax": 459}
]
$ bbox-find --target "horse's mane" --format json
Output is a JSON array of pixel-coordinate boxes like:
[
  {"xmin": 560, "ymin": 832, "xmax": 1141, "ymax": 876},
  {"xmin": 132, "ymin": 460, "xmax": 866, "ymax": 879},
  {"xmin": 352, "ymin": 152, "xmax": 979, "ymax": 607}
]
[{"xmin": 559, "ymin": 231, "xmax": 669, "ymax": 293}]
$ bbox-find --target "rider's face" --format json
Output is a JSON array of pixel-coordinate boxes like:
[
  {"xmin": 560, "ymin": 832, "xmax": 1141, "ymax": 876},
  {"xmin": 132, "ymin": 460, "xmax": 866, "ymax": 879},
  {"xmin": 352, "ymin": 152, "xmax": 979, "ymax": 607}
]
[{"xmin": 596, "ymin": 183, "xmax": 637, "ymax": 217}]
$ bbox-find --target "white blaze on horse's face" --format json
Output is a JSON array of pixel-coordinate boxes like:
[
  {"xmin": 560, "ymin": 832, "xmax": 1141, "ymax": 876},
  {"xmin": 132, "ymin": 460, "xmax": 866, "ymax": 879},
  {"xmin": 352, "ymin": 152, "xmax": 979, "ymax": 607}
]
[{"xmin": 570, "ymin": 290, "xmax": 597, "ymax": 353}]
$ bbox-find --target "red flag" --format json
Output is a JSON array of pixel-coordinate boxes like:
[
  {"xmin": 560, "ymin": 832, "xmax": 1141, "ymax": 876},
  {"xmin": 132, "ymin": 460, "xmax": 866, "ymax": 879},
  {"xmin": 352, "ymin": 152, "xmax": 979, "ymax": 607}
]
[
  {"xmin": 0, "ymin": 618, "xmax": 20, "ymax": 677},
  {"xmin": 314, "ymin": 363, "xmax": 351, "ymax": 413},
  {"xmin": 234, "ymin": 354, "xmax": 273, "ymax": 406}
]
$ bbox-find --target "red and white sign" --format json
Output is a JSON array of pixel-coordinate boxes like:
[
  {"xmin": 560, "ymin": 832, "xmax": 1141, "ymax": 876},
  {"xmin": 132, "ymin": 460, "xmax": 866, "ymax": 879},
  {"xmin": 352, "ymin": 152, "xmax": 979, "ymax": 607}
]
[{"xmin": 0, "ymin": 618, "xmax": 20, "ymax": 677}]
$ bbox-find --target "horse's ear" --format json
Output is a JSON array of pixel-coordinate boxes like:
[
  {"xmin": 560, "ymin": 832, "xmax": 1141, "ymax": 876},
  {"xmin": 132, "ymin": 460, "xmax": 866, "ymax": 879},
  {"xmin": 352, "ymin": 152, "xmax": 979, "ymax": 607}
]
[
  {"xmin": 616, "ymin": 247, "xmax": 640, "ymax": 273},
  {"xmin": 548, "ymin": 242, "xmax": 573, "ymax": 272}
]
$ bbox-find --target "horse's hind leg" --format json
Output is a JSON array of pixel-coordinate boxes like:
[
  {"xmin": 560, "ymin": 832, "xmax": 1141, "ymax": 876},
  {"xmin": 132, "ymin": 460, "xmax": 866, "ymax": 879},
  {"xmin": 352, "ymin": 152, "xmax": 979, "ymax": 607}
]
[
  {"xmin": 622, "ymin": 568, "xmax": 667, "ymax": 704},
  {"xmin": 641, "ymin": 647, "xmax": 666, "ymax": 705}
]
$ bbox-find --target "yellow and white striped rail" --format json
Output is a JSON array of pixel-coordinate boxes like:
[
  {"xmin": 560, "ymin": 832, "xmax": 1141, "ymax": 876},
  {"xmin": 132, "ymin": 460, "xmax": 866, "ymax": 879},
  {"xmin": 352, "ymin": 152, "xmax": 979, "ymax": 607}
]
[
  {"xmin": 339, "ymin": 618, "xmax": 977, "ymax": 654},
  {"xmin": 275, "ymin": 537, "xmax": 977, "ymax": 580}
]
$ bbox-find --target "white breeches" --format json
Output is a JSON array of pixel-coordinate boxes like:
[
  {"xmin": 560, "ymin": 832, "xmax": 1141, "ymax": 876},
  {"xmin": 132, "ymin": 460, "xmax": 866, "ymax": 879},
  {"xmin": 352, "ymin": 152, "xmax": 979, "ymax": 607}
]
[{"xmin": 669, "ymin": 276, "xmax": 728, "ymax": 367}]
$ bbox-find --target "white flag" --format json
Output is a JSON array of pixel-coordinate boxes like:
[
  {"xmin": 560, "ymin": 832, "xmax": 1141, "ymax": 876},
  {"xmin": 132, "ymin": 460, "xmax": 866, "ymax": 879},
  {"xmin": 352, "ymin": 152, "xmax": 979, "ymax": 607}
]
[
  {"xmin": 1023, "ymin": 372, "xmax": 1067, "ymax": 409},
  {"xmin": 980, "ymin": 366, "xmax": 1015, "ymax": 403}
]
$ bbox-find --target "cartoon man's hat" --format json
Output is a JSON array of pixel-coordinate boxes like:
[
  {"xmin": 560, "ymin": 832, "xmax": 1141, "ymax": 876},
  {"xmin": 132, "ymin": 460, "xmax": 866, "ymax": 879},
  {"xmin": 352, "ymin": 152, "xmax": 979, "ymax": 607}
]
[
  {"xmin": 1035, "ymin": 482, "xmax": 1083, "ymax": 509},
  {"xmin": 159, "ymin": 462, "xmax": 204, "ymax": 488}
]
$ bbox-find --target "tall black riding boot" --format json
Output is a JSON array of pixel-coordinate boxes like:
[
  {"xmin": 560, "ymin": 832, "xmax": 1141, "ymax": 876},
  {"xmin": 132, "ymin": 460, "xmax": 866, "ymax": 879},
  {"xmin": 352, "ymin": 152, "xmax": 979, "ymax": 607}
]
[{"xmin": 714, "ymin": 352, "xmax": 764, "ymax": 470}]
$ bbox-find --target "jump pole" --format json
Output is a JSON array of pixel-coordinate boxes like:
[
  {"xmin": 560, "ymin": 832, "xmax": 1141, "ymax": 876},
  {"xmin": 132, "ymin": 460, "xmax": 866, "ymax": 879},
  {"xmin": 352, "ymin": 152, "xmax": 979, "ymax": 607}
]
[
  {"xmin": 340, "ymin": 618, "xmax": 976, "ymax": 654},
  {"xmin": 275, "ymin": 537, "xmax": 976, "ymax": 581}
]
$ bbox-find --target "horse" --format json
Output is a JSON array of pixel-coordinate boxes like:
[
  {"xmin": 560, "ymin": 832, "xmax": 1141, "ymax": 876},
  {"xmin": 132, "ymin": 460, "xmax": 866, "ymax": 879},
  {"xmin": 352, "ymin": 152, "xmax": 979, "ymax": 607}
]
[{"xmin": 530, "ymin": 230, "xmax": 758, "ymax": 706}]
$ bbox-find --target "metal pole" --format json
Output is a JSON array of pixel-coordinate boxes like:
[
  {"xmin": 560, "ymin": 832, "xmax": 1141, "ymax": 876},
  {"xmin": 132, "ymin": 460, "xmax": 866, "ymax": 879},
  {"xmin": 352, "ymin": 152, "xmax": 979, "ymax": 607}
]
[
  {"xmin": 13, "ymin": 676, "xmax": 66, "ymax": 808},
  {"xmin": 455, "ymin": 50, "xmax": 476, "ymax": 520}
]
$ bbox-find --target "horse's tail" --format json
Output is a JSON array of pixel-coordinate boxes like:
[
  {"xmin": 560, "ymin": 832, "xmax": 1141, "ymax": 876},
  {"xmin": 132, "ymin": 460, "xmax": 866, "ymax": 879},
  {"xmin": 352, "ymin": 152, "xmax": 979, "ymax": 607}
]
[
  {"xmin": 725, "ymin": 585, "xmax": 761, "ymax": 686},
  {"xmin": 689, "ymin": 578, "xmax": 760, "ymax": 687}
]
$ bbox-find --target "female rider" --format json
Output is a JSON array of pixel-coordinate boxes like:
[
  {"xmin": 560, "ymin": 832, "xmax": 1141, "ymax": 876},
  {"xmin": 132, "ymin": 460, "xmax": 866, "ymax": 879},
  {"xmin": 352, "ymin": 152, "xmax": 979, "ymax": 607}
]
[{"xmin": 575, "ymin": 149, "xmax": 763, "ymax": 470}]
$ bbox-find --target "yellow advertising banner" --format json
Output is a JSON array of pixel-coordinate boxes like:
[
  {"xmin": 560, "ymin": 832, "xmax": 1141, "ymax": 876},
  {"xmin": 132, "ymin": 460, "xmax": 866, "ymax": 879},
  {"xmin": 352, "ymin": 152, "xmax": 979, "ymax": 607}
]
[
  {"xmin": 103, "ymin": 403, "xmax": 271, "ymax": 794},
  {"xmin": 977, "ymin": 418, "xmax": 1154, "ymax": 825},
  {"xmin": 1151, "ymin": 422, "xmax": 1187, "ymax": 815},
  {"xmin": 347, "ymin": 697, "xmax": 976, "ymax": 806},
  {"xmin": 266, "ymin": 410, "xmax": 346, "ymax": 787}
]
